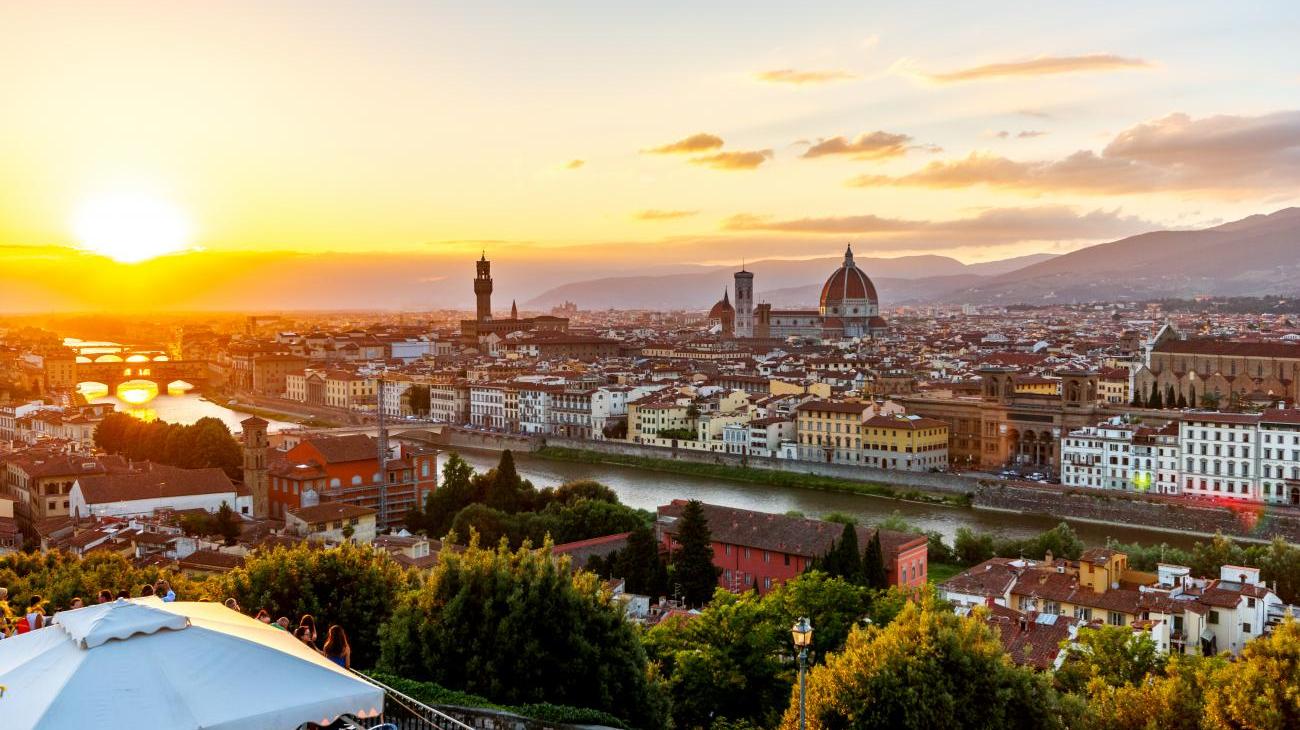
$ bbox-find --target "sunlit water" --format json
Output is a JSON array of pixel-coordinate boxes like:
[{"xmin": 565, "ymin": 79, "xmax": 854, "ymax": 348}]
[
  {"xmin": 440, "ymin": 449, "xmax": 1205, "ymax": 550},
  {"xmin": 90, "ymin": 391, "xmax": 299, "ymax": 434}
]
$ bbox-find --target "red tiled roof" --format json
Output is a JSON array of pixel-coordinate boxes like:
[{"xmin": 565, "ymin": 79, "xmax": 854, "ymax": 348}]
[{"xmin": 76, "ymin": 465, "xmax": 234, "ymax": 505}]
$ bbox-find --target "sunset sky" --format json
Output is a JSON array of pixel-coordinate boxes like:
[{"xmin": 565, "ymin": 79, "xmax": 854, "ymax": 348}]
[{"xmin": 2, "ymin": 1, "xmax": 1299, "ymax": 308}]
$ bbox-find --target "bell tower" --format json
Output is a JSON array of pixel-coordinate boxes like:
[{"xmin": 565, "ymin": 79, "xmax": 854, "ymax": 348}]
[
  {"xmin": 474, "ymin": 252, "xmax": 493, "ymax": 322},
  {"xmin": 734, "ymin": 265, "xmax": 754, "ymax": 338},
  {"xmin": 241, "ymin": 416, "xmax": 270, "ymax": 519}
]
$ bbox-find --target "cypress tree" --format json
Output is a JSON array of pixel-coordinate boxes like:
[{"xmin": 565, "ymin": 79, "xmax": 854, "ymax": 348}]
[
  {"xmin": 670, "ymin": 500, "xmax": 721, "ymax": 607},
  {"xmin": 616, "ymin": 525, "xmax": 669, "ymax": 597},
  {"xmin": 819, "ymin": 522, "xmax": 863, "ymax": 584},
  {"xmin": 863, "ymin": 530, "xmax": 889, "ymax": 589}
]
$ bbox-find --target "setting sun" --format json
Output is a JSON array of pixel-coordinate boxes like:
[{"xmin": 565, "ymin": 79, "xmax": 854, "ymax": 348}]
[{"xmin": 72, "ymin": 192, "xmax": 194, "ymax": 263}]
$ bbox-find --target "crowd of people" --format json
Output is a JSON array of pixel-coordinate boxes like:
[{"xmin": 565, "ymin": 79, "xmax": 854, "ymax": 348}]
[{"xmin": 0, "ymin": 584, "xmax": 351, "ymax": 669}]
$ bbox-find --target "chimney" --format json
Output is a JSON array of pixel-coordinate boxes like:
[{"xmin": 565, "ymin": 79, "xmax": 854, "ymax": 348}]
[{"xmin": 1043, "ymin": 550, "xmax": 1054, "ymax": 567}]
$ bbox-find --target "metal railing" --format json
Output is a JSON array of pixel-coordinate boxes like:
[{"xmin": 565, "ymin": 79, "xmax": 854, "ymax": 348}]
[{"xmin": 349, "ymin": 674, "xmax": 475, "ymax": 730}]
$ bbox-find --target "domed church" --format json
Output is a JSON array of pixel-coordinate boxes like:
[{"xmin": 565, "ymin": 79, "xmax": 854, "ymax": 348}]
[{"xmin": 739, "ymin": 244, "xmax": 888, "ymax": 340}]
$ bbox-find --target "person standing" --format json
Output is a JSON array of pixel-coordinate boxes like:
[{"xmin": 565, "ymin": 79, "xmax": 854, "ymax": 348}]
[
  {"xmin": 154, "ymin": 580, "xmax": 176, "ymax": 602},
  {"xmin": 297, "ymin": 614, "xmax": 318, "ymax": 644},
  {"xmin": 322, "ymin": 625, "xmax": 351, "ymax": 669}
]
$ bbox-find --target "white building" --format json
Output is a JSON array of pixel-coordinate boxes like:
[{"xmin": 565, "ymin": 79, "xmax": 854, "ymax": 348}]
[
  {"xmin": 1258, "ymin": 409, "xmax": 1300, "ymax": 506},
  {"xmin": 469, "ymin": 383, "xmax": 509, "ymax": 430},
  {"xmin": 70, "ymin": 465, "xmax": 250, "ymax": 519},
  {"xmin": 1061, "ymin": 418, "xmax": 1180, "ymax": 493},
  {"xmin": 285, "ymin": 501, "xmax": 377, "ymax": 544},
  {"xmin": 1179, "ymin": 412, "xmax": 1260, "ymax": 502}
]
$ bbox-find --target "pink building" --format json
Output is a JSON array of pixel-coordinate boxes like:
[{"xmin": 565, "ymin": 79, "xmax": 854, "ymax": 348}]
[{"xmin": 656, "ymin": 500, "xmax": 928, "ymax": 595}]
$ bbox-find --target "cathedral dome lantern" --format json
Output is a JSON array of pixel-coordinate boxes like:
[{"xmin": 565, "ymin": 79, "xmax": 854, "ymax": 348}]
[{"xmin": 818, "ymin": 244, "xmax": 879, "ymax": 317}]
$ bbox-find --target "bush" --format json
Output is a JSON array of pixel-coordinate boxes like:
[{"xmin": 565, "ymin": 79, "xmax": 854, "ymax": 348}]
[
  {"xmin": 217, "ymin": 541, "xmax": 415, "ymax": 668},
  {"xmin": 378, "ymin": 537, "xmax": 667, "ymax": 729}
]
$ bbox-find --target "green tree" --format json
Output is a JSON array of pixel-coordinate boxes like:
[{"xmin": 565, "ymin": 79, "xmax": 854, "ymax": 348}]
[
  {"xmin": 213, "ymin": 502, "xmax": 241, "ymax": 545},
  {"xmin": 647, "ymin": 589, "xmax": 789, "ymax": 729},
  {"xmin": 1201, "ymin": 619, "xmax": 1300, "ymax": 729},
  {"xmin": 379, "ymin": 538, "xmax": 667, "ymax": 730},
  {"xmin": 669, "ymin": 500, "xmax": 722, "ymax": 607},
  {"xmin": 611, "ymin": 525, "xmax": 669, "ymax": 597},
  {"xmin": 816, "ymin": 523, "xmax": 862, "ymax": 585},
  {"xmin": 484, "ymin": 449, "xmax": 525, "ymax": 513},
  {"xmin": 1055, "ymin": 624, "xmax": 1163, "ymax": 695},
  {"xmin": 1147, "ymin": 385, "xmax": 1163, "ymax": 409},
  {"xmin": 220, "ymin": 542, "xmax": 414, "ymax": 668},
  {"xmin": 779, "ymin": 597, "xmax": 1065, "ymax": 730},
  {"xmin": 862, "ymin": 531, "xmax": 888, "ymax": 589},
  {"xmin": 954, "ymin": 527, "xmax": 995, "ymax": 565},
  {"xmin": 417, "ymin": 453, "xmax": 480, "ymax": 537}
]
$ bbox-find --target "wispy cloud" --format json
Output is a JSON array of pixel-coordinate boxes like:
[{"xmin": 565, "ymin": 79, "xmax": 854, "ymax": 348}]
[
  {"xmin": 723, "ymin": 205, "xmax": 1158, "ymax": 243},
  {"xmin": 563, "ymin": 159, "xmax": 585, "ymax": 169},
  {"xmin": 634, "ymin": 209, "xmax": 700, "ymax": 221},
  {"xmin": 689, "ymin": 150, "xmax": 774, "ymax": 170},
  {"xmin": 992, "ymin": 130, "xmax": 1049, "ymax": 139},
  {"xmin": 644, "ymin": 133, "xmax": 725, "ymax": 155},
  {"xmin": 755, "ymin": 68, "xmax": 858, "ymax": 85},
  {"xmin": 802, "ymin": 131, "xmax": 913, "ymax": 160},
  {"xmin": 849, "ymin": 111, "xmax": 1300, "ymax": 194},
  {"xmin": 919, "ymin": 53, "xmax": 1151, "ymax": 83}
]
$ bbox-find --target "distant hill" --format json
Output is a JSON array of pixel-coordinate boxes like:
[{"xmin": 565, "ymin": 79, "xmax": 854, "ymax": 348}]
[
  {"xmin": 946, "ymin": 208, "xmax": 1300, "ymax": 304},
  {"xmin": 525, "ymin": 253, "xmax": 1056, "ymax": 309}
]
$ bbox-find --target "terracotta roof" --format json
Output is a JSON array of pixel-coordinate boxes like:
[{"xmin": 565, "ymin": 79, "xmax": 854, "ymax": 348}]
[
  {"xmin": 1155, "ymin": 339, "xmax": 1300, "ymax": 359},
  {"xmin": 76, "ymin": 465, "xmax": 234, "ymax": 505},
  {"xmin": 288, "ymin": 501, "xmax": 376, "ymax": 524},
  {"xmin": 178, "ymin": 549, "xmax": 245, "ymax": 572},
  {"xmin": 301, "ymin": 434, "xmax": 379, "ymax": 464},
  {"xmin": 657, "ymin": 500, "xmax": 924, "ymax": 559}
]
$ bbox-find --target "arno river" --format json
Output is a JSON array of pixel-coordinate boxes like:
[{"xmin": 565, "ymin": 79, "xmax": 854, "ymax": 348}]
[
  {"xmin": 92, "ymin": 389, "xmax": 1207, "ymax": 550},
  {"xmin": 442, "ymin": 449, "xmax": 1209, "ymax": 550}
]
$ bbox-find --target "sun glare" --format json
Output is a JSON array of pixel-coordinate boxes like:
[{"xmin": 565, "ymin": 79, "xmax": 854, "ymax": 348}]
[{"xmin": 72, "ymin": 192, "xmax": 194, "ymax": 263}]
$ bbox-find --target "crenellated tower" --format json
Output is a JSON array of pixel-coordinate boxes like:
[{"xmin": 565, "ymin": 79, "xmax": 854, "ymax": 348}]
[{"xmin": 474, "ymin": 252, "xmax": 494, "ymax": 321}]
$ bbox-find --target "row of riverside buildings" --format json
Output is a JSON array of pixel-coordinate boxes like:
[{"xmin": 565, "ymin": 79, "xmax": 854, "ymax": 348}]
[{"xmin": 1060, "ymin": 408, "xmax": 1300, "ymax": 505}]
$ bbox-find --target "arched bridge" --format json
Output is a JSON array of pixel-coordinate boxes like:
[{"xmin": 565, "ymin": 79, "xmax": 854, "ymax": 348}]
[{"xmin": 76, "ymin": 359, "xmax": 212, "ymax": 389}]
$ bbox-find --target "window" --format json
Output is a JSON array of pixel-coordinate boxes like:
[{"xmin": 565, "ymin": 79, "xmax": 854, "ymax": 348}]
[
  {"xmin": 1243, "ymin": 622, "xmax": 1252, "ymax": 633},
  {"xmin": 1108, "ymin": 611, "xmax": 1124, "ymax": 626},
  {"xmin": 1208, "ymin": 611, "xmax": 1219, "ymax": 624}
]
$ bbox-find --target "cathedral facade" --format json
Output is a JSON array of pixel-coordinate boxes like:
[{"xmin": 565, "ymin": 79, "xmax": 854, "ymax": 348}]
[{"xmin": 712, "ymin": 244, "xmax": 887, "ymax": 340}]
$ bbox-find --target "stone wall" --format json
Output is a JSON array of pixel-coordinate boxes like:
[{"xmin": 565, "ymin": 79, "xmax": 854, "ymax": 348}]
[
  {"xmin": 974, "ymin": 481, "xmax": 1300, "ymax": 543},
  {"xmin": 542, "ymin": 437, "xmax": 980, "ymax": 495}
]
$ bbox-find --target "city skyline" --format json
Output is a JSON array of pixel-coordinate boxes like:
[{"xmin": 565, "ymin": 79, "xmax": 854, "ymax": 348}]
[{"xmin": 2, "ymin": 0, "xmax": 1298, "ymax": 289}]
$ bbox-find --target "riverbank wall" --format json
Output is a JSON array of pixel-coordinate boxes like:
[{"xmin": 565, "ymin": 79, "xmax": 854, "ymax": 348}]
[
  {"xmin": 973, "ymin": 481, "xmax": 1300, "ymax": 544},
  {"xmin": 541, "ymin": 437, "xmax": 980, "ymax": 496}
]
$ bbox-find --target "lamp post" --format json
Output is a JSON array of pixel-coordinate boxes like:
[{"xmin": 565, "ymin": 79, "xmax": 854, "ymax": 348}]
[{"xmin": 791, "ymin": 616, "xmax": 813, "ymax": 730}]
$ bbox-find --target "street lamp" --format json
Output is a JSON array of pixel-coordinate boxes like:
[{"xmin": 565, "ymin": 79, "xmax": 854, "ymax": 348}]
[{"xmin": 791, "ymin": 617, "xmax": 813, "ymax": 730}]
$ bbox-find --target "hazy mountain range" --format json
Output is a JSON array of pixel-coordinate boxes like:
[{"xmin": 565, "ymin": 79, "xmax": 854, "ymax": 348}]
[
  {"xmin": 528, "ymin": 208, "xmax": 1300, "ymax": 309},
  {"xmin": 525, "ymin": 254, "xmax": 1057, "ymax": 309}
]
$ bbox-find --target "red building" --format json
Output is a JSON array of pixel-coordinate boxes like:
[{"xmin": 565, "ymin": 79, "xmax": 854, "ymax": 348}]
[
  {"xmin": 656, "ymin": 500, "xmax": 928, "ymax": 595},
  {"xmin": 267, "ymin": 434, "xmax": 436, "ymax": 530}
]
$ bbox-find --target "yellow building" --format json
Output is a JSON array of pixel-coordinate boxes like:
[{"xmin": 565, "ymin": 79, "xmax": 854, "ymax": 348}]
[
  {"xmin": 860, "ymin": 414, "xmax": 949, "ymax": 471},
  {"xmin": 769, "ymin": 379, "xmax": 831, "ymax": 398},
  {"xmin": 627, "ymin": 399, "xmax": 692, "ymax": 443}
]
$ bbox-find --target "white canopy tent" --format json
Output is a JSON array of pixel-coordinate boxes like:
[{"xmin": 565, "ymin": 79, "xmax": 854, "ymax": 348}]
[{"xmin": 0, "ymin": 597, "xmax": 383, "ymax": 730}]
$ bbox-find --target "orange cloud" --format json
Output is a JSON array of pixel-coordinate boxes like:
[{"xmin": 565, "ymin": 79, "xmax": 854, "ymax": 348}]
[
  {"xmin": 802, "ymin": 131, "xmax": 913, "ymax": 159},
  {"xmin": 689, "ymin": 150, "xmax": 773, "ymax": 170},
  {"xmin": 634, "ymin": 209, "xmax": 699, "ymax": 221},
  {"xmin": 849, "ymin": 111, "xmax": 1300, "ymax": 194},
  {"xmin": 564, "ymin": 159, "xmax": 585, "ymax": 169},
  {"xmin": 921, "ymin": 53, "xmax": 1151, "ymax": 82},
  {"xmin": 644, "ymin": 133, "xmax": 725, "ymax": 154},
  {"xmin": 755, "ymin": 68, "xmax": 857, "ymax": 85}
]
